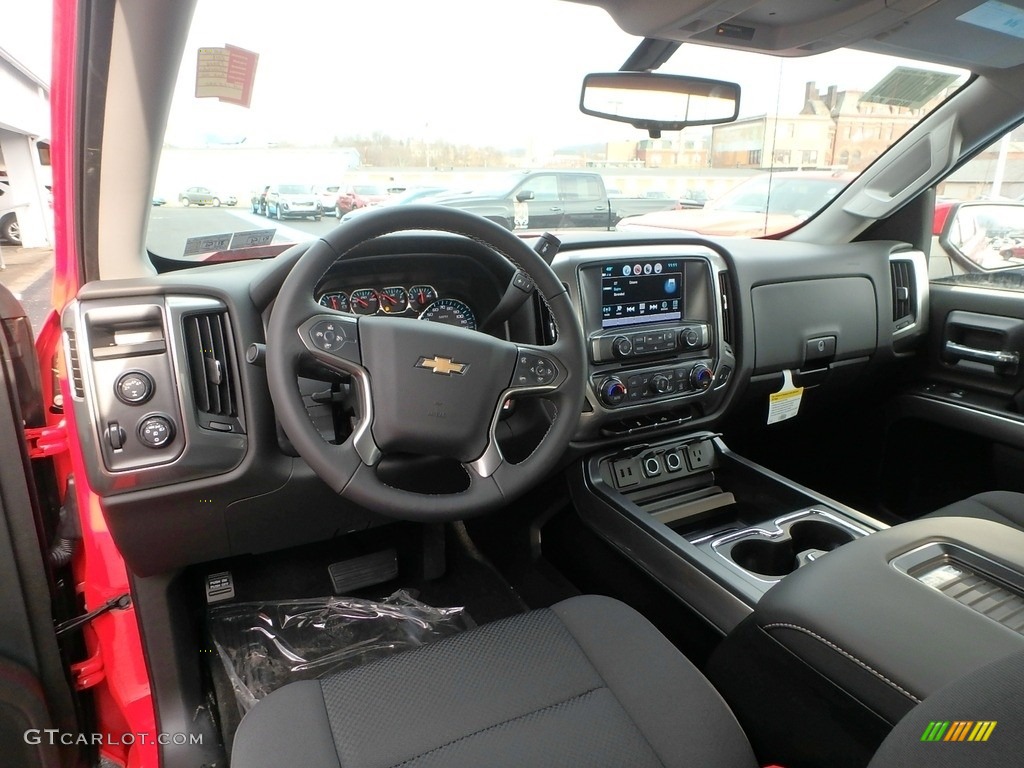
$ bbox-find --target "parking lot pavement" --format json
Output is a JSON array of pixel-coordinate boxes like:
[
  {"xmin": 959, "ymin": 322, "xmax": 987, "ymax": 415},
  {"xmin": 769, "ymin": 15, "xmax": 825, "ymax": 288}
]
[{"xmin": 0, "ymin": 245, "xmax": 56, "ymax": 296}]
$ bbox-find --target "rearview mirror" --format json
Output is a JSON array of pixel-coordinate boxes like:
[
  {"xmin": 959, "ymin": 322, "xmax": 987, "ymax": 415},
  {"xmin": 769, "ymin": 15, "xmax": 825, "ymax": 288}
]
[{"xmin": 580, "ymin": 72, "xmax": 740, "ymax": 138}]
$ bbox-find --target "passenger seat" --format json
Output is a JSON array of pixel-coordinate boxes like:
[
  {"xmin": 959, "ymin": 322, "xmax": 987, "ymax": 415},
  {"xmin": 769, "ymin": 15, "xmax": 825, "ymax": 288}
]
[{"xmin": 924, "ymin": 490, "xmax": 1024, "ymax": 530}]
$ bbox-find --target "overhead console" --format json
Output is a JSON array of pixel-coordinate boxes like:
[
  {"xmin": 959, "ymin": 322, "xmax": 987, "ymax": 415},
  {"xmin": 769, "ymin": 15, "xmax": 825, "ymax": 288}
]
[{"xmin": 554, "ymin": 244, "xmax": 735, "ymax": 440}]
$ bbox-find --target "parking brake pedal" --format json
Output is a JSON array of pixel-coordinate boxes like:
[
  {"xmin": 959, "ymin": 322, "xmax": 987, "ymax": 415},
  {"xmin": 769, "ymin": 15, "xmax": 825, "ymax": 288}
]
[{"xmin": 329, "ymin": 549, "xmax": 398, "ymax": 594}]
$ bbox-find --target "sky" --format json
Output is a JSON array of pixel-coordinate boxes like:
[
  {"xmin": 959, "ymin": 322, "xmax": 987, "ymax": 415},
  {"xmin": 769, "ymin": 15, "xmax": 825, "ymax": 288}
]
[
  {"xmin": 2, "ymin": 0, "xmax": 53, "ymax": 82},
  {"xmin": 164, "ymin": 0, "xmax": 968, "ymax": 151}
]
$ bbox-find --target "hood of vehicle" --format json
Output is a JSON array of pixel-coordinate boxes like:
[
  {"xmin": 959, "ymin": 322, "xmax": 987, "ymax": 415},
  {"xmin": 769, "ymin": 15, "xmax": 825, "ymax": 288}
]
[
  {"xmin": 617, "ymin": 208, "xmax": 802, "ymax": 237},
  {"xmin": 279, "ymin": 193, "xmax": 317, "ymax": 204}
]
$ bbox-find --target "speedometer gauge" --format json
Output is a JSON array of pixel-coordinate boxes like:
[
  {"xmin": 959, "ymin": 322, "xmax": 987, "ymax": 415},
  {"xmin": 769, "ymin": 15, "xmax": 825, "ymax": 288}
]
[{"xmin": 419, "ymin": 298, "xmax": 477, "ymax": 330}]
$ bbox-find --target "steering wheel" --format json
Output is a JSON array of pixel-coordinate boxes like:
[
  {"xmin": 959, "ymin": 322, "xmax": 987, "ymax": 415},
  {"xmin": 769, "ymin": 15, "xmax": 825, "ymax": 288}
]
[{"xmin": 265, "ymin": 205, "xmax": 586, "ymax": 520}]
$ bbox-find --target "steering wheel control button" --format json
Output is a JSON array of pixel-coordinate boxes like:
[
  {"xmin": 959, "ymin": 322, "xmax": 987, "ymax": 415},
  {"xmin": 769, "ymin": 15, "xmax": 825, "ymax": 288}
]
[
  {"xmin": 138, "ymin": 415, "xmax": 175, "ymax": 448},
  {"xmin": 642, "ymin": 454, "xmax": 662, "ymax": 478},
  {"xmin": 310, "ymin": 320, "xmax": 350, "ymax": 352},
  {"xmin": 511, "ymin": 271, "xmax": 535, "ymax": 293},
  {"xmin": 514, "ymin": 353, "xmax": 557, "ymax": 387},
  {"xmin": 115, "ymin": 371, "xmax": 154, "ymax": 405}
]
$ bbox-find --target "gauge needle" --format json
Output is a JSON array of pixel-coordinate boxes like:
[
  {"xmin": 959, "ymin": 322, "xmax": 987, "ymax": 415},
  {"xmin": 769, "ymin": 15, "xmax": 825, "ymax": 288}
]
[
  {"xmin": 381, "ymin": 294, "xmax": 397, "ymax": 305},
  {"xmin": 354, "ymin": 296, "xmax": 368, "ymax": 307},
  {"xmin": 329, "ymin": 297, "xmax": 340, "ymax": 310}
]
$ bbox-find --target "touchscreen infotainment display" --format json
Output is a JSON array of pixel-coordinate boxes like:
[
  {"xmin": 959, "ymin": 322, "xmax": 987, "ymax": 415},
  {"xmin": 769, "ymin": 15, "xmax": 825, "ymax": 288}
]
[{"xmin": 600, "ymin": 261, "xmax": 684, "ymax": 328}]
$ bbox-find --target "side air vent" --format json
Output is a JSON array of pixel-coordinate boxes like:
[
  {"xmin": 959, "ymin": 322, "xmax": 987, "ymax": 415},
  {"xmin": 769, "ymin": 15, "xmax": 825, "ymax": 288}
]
[
  {"xmin": 182, "ymin": 312, "xmax": 243, "ymax": 430},
  {"xmin": 718, "ymin": 271, "xmax": 734, "ymax": 345},
  {"xmin": 65, "ymin": 329, "xmax": 85, "ymax": 398},
  {"xmin": 890, "ymin": 260, "xmax": 914, "ymax": 323}
]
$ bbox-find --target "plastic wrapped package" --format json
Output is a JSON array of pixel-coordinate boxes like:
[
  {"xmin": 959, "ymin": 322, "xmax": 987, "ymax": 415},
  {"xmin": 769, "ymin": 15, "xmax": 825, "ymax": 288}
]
[{"xmin": 209, "ymin": 589, "xmax": 472, "ymax": 713}]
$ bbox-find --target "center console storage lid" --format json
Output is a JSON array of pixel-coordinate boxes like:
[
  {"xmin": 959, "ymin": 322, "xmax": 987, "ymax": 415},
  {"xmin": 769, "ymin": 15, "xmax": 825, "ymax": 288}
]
[{"xmin": 750, "ymin": 517, "xmax": 1024, "ymax": 723}]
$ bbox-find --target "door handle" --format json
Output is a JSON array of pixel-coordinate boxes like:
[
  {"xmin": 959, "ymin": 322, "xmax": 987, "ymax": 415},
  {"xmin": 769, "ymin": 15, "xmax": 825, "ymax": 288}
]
[
  {"xmin": 594, "ymin": 206, "xmax": 607, "ymax": 211},
  {"xmin": 549, "ymin": 207, "xmax": 563, "ymax": 212},
  {"xmin": 944, "ymin": 341, "xmax": 1020, "ymax": 371}
]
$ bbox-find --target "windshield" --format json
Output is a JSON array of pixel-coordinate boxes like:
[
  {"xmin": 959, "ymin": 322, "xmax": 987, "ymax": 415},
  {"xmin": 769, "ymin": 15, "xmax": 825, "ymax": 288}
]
[
  {"xmin": 708, "ymin": 175, "xmax": 852, "ymax": 215},
  {"xmin": 147, "ymin": 0, "xmax": 968, "ymax": 259}
]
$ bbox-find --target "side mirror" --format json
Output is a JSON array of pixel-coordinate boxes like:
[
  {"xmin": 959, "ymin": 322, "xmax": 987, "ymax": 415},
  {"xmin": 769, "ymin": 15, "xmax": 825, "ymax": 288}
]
[
  {"xmin": 516, "ymin": 190, "xmax": 535, "ymax": 203},
  {"xmin": 938, "ymin": 202, "xmax": 1024, "ymax": 270},
  {"xmin": 580, "ymin": 72, "xmax": 740, "ymax": 138}
]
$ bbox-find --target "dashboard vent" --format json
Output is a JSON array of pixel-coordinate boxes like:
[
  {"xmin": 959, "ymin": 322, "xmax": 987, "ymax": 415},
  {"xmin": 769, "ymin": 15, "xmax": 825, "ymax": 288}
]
[
  {"xmin": 183, "ymin": 311, "xmax": 240, "ymax": 420},
  {"xmin": 65, "ymin": 329, "xmax": 85, "ymax": 398},
  {"xmin": 718, "ymin": 272, "xmax": 733, "ymax": 345},
  {"xmin": 890, "ymin": 260, "xmax": 914, "ymax": 322}
]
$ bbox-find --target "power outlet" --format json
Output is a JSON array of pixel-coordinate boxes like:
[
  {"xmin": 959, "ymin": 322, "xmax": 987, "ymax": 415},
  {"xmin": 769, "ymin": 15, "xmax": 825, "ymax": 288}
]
[
  {"xmin": 685, "ymin": 441, "xmax": 713, "ymax": 471},
  {"xmin": 612, "ymin": 459, "xmax": 640, "ymax": 488}
]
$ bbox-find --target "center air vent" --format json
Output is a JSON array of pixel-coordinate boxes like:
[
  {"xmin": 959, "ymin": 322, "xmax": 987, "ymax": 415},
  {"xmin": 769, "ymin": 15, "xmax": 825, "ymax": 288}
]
[
  {"xmin": 182, "ymin": 311, "xmax": 243, "ymax": 430},
  {"xmin": 890, "ymin": 259, "xmax": 914, "ymax": 324}
]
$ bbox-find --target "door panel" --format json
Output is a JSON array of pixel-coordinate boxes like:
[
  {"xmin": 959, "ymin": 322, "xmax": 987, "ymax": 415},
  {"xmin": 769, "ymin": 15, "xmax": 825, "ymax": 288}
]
[{"xmin": 0, "ymin": 285, "xmax": 78, "ymax": 767}]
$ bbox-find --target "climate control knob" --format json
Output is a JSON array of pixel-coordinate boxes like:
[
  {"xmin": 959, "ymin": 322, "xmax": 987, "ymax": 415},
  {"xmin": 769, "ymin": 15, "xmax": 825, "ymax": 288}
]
[
  {"xmin": 612, "ymin": 336, "xmax": 633, "ymax": 358},
  {"xmin": 689, "ymin": 363, "xmax": 714, "ymax": 392},
  {"xmin": 599, "ymin": 377, "xmax": 628, "ymax": 406},
  {"xmin": 651, "ymin": 374, "xmax": 674, "ymax": 395}
]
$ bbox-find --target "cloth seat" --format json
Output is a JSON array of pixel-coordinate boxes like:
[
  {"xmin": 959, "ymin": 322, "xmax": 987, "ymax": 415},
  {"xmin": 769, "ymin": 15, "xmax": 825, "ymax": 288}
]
[
  {"xmin": 922, "ymin": 490, "xmax": 1024, "ymax": 530},
  {"xmin": 231, "ymin": 593, "xmax": 1024, "ymax": 768},
  {"xmin": 230, "ymin": 594, "xmax": 758, "ymax": 768}
]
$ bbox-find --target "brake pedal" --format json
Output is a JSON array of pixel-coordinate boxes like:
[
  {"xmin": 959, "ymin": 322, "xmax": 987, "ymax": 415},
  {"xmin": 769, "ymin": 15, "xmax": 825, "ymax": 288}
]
[{"xmin": 328, "ymin": 549, "xmax": 398, "ymax": 594}]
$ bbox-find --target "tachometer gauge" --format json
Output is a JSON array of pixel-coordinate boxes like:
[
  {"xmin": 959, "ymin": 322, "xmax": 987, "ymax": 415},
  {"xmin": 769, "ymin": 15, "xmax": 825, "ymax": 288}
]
[
  {"xmin": 349, "ymin": 288, "xmax": 379, "ymax": 315},
  {"xmin": 318, "ymin": 291, "xmax": 350, "ymax": 312},
  {"xmin": 408, "ymin": 284, "xmax": 438, "ymax": 313},
  {"xmin": 419, "ymin": 298, "xmax": 477, "ymax": 330},
  {"xmin": 378, "ymin": 286, "xmax": 409, "ymax": 314}
]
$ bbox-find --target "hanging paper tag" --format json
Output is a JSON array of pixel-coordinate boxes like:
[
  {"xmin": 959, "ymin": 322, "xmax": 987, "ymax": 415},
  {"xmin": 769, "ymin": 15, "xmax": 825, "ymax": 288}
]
[{"xmin": 767, "ymin": 370, "xmax": 804, "ymax": 424}]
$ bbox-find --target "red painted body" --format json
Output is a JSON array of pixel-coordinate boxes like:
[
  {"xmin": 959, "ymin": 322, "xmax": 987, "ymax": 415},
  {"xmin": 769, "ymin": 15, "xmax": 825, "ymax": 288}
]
[{"xmin": 47, "ymin": 1, "xmax": 158, "ymax": 764}]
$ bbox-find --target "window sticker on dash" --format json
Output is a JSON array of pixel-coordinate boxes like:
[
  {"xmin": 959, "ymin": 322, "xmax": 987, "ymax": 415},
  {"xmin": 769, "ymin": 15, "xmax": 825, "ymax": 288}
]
[{"xmin": 767, "ymin": 370, "xmax": 803, "ymax": 425}]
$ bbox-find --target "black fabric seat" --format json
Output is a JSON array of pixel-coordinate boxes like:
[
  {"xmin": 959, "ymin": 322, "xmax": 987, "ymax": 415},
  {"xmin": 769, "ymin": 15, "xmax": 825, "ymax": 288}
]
[
  {"xmin": 923, "ymin": 490, "xmax": 1024, "ymax": 530},
  {"xmin": 230, "ymin": 595, "xmax": 759, "ymax": 768},
  {"xmin": 231, "ymin": 593, "xmax": 1024, "ymax": 768}
]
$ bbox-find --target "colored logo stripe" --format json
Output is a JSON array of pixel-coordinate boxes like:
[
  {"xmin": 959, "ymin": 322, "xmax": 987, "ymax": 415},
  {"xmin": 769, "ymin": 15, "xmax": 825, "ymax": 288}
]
[{"xmin": 920, "ymin": 721, "xmax": 996, "ymax": 742}]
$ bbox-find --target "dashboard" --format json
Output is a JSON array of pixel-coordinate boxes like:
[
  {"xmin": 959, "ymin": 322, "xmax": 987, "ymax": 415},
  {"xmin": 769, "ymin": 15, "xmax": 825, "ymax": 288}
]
[{"xmin": 60, "ymin": 231, "xmax": 928, "ymax": 575}]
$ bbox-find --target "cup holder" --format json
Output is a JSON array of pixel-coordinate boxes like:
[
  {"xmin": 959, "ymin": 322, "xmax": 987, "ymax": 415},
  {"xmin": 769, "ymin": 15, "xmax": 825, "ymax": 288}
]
[{"xmin": 715, "ymin": 512, "xmax": 864, "ymax": 579}]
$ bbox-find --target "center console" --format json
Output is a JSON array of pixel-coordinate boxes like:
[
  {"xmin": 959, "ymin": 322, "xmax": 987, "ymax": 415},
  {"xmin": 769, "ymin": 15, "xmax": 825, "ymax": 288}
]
[
  {"xmin": 569, "ymin": 432, "xmax": 883, "ymax": 631},
  {"xmin": 570, "ymin": 433, "xmax": 1024, "ymax": 768}
]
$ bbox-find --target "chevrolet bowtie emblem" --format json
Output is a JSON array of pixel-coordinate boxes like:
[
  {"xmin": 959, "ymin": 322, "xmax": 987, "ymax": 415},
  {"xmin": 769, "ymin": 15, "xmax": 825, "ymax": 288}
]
[{"xmin": 416, "ymin": 356, "xmax": 468, "ymax": 376}]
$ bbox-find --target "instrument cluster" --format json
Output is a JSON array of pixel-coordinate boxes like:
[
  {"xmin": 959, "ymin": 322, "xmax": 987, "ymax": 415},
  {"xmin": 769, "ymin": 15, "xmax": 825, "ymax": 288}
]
[{"xmin": 317, "ymin": 284, "xmax": 477, "ymax": 330}]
